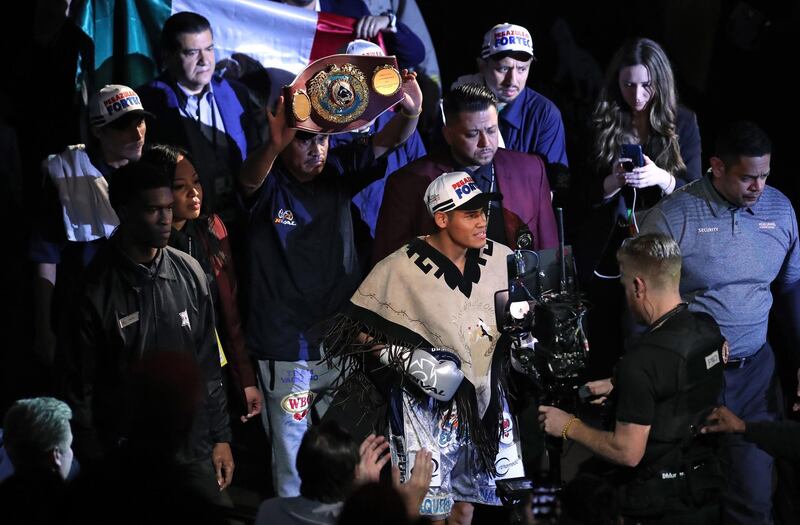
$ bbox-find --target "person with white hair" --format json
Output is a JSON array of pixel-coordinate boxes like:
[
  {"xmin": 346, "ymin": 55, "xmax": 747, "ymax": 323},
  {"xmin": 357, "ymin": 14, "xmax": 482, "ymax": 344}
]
[
  {"xmin": 0, "ymin": 397, "xmax": 74, "ymax": 523},
  {"xmin": 3, "ymin": 397, "xmax": 74, "ymax": 479}
]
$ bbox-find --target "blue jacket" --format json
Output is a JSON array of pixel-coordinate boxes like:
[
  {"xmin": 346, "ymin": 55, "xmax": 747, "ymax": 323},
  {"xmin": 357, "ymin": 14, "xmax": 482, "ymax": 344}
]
[{"xmin": 244, "ymin": 143, "xmax": 387, "ymax": 361}]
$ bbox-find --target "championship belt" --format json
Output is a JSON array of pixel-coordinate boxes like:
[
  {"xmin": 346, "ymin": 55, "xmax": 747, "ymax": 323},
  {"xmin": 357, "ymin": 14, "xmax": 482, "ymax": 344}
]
[{"xmin": 283, "ymin": 54, "xmax": 405, "ymax": 134}]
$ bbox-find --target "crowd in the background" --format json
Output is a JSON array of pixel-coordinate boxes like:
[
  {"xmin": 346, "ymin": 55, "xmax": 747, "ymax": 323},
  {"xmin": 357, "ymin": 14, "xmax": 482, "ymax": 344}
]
[{"xmin": 1, "ymin": 2, "xmax": 799, "ymax": 525}]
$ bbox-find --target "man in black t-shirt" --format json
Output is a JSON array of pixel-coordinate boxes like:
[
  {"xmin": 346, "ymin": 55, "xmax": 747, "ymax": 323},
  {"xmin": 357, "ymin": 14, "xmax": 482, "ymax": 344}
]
[{"xmin": 539, "ymin": 233, "xmax": 725, "ymax": 523}]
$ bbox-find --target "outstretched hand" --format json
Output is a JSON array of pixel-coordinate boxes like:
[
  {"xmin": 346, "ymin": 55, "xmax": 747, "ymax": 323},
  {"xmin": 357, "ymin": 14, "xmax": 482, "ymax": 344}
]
[
  {"xmin": 355, "ymin": 15, "xmax": 391, "ymax": 39},
  {"xmin": 392, "ymin": 448, "xmax": 433, "ymax": 517},
  {"xmin": 354, "ymin": 434, "xmax": 391, "ymax": 484}
]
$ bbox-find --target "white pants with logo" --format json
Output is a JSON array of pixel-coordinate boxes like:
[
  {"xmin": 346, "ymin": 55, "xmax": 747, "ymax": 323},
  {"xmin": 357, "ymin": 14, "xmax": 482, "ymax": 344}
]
[
  {"xmin": 390, "ymin": 390, "xmax": 524, "ymax": 519},
  {"xmin": 257, "ymin": 356, "xmax": 337, "ymax": 496}
]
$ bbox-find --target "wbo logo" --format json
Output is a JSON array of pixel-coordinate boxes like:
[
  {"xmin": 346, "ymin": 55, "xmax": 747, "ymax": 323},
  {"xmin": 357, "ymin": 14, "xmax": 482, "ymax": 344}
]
[
  {"xmin": 281, "ymin": 391, "xmax": 315, "ymax": 421},
  {"xmin": 274, "ymin": 208, "xmax": 297, "ymax": 226},
  {"xmin": 500, "ymin": 415, "xmax": 514, "ymax": 445}
]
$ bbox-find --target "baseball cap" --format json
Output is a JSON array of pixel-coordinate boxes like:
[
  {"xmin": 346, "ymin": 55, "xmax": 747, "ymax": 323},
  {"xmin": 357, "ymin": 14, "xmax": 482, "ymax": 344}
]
[
  {"xmin": 480, "ymin": 23, "xmax": 535, "ymax": 60},
  {"xmin": 344, "ymin": 39, "xmax": 385, "ymax": 56},
  {"xmin": 424, "ymin": 171, "xmax": 502, "ymax": 216},
  {"xmin": 89, "ymin": 85, "xmax": 153, "ymax": 128}
]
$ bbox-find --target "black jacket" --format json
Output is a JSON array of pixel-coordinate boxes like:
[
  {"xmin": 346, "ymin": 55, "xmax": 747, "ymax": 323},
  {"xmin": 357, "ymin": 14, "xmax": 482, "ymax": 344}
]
[{"xmin": 74, "ymin": 239, "xmax": 231, "ymax": 464}]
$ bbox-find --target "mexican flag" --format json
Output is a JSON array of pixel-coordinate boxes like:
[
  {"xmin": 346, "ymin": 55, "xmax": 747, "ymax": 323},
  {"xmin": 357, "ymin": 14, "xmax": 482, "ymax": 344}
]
[{"xmin": 75, "ymin": 0, "xmax": 381, "ymax": 89}]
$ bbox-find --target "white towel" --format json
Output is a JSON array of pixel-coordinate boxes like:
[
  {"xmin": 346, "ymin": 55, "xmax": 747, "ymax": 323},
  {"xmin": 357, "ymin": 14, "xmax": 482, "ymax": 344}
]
[{"xmin": 47, "ymin": 145, "xmax": 119, "ymax": 242}]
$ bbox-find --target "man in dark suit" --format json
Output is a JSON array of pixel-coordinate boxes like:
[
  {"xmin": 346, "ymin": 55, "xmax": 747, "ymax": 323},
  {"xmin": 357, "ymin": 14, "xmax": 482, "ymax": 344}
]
[
  {"xmin": 138, "ymin": 11, "xmax": 263, "ymax": 223},
  {"xmin": 373, "ymin": 83, "xmax": 557, "ymax": 264}
]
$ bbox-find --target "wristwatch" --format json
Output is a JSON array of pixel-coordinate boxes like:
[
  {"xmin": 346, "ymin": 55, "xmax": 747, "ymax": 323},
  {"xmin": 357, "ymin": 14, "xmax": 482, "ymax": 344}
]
[{"xmin": 383, "ymin": 10, "xmax": 397, "ymax": 31}]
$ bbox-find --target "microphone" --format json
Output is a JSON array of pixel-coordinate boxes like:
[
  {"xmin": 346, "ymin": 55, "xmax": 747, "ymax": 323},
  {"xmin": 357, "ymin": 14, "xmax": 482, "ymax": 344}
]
[
  {"xmin": 516, "ymin": 225, "xmax": 533, "ymax": 250},
  {"xmin": 556, "ymin": 207, "xmax": 567, "ymax": 294}
]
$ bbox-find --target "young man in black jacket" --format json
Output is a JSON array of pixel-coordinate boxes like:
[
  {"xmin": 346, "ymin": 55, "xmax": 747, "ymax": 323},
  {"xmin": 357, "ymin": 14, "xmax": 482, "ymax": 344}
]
[{"xmin": 72, "ymin": 160, "xmax": 233, "ymax": 506}]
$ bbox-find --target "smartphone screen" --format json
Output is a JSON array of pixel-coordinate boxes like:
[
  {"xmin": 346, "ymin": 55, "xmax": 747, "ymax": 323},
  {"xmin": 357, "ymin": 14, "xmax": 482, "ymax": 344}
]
[{"xmin": 619, "ymin": 144, "xmax": 644, "ymax": 170}]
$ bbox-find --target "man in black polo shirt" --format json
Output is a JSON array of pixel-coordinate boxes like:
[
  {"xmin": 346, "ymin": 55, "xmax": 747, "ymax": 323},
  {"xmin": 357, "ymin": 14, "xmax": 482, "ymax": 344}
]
[
  {"xmin": 238, "ymin": 72, "xmax": 423, "ymax": 496},
  {"xmin": 539, "ymin": 233, "xmax": 725, "ymax": 523},
  {"xmin": 74, "ymin": 161, "xmax": 233, "ymax": 506}
]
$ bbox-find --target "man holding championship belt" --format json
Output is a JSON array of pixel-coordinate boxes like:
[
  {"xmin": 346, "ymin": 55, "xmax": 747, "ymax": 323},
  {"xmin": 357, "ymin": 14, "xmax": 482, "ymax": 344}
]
[{"xmin": 238, "ymin": 56, "xmax": 422, "ymax": 496}]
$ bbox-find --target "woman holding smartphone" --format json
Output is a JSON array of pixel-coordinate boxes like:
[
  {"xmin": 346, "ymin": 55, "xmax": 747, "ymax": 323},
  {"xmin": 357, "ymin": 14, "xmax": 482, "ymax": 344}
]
[
  {"xmin": 141, "ymin": 144, "xmax": 263, "ymax": 424},
  {"xmin": 593, "ymin": 37, "xmax": 701, "ymax": 208},
  {"xmin": 579, "ymin": 38, "xmax": 703, "ymax": 370}
]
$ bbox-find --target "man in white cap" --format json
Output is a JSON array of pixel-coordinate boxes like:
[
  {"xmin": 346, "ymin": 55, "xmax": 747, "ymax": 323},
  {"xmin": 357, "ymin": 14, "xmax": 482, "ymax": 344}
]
[
  {"xmin": 453, "ymin": 22, "xmax": 569, "ymax": 169},
  {"xmin": 29, "ymin": 84, "xmax": 152, "ymax": 371},
  {"xmin": 325, "ymin": 171, "xmax": 524, "ymax": 524}
]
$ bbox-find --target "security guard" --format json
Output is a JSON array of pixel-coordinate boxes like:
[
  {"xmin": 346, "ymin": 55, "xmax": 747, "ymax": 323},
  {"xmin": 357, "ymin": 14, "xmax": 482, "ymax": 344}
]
[{"xmin": 539, "ymin": 233, "xmax": 725, "ymax": 523}]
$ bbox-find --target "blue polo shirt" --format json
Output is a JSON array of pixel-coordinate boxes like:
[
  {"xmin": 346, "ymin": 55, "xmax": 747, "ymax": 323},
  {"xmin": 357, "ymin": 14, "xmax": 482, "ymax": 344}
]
[
  {"xmin": 328, "ymin": 111, "xmax": 426, "ymax": 237},
  {"xmin": 499, "ymin": 86, "xmax": 569, "ymax": 167},
  {"xmin": 639, "ymin": 174, "xmax": 800, "ymax": 358},
  {"xmin": 245, "ymin": 141, "xmax": 387, "ymax": 361}
]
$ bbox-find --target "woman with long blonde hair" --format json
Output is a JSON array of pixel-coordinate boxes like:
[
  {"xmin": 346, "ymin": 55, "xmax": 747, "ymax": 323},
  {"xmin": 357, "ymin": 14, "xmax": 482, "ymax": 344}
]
[{"xmin": 593, "ymin": 37, "xmax": 701, "ymax": 210}]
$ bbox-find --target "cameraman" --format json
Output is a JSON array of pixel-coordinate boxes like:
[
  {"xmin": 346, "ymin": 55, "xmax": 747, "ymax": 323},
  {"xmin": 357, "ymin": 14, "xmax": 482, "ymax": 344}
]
[{"xmin": 539, "ymin": 233, "xmax": 725, "ymax": 524}]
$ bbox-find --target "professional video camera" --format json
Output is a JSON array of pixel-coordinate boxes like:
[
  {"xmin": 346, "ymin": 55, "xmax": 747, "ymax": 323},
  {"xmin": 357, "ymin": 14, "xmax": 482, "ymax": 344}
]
[
  {"xmin": 496, "ymin": 477, "xmax": 560, "ymax": 525},
  {"xmin": 494, "ymin": 209, "xmax": 590, "ymax": 410}
]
